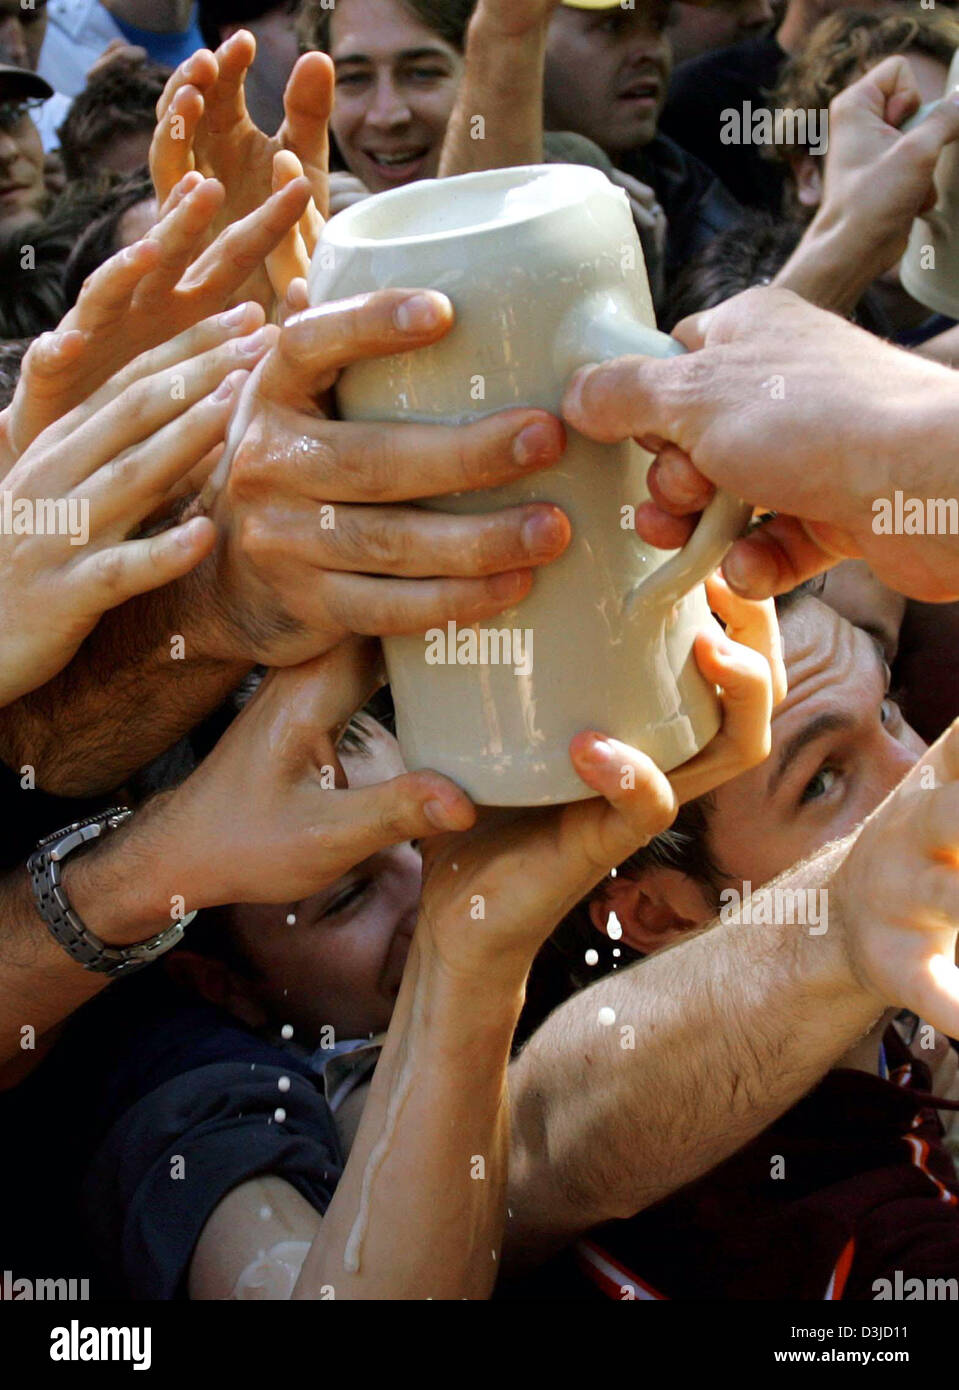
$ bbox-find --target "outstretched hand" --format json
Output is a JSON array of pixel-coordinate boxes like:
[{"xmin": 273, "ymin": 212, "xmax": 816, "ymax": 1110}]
[
  {"xmin": 835, "ymin": 717, "xmax": 959, "ymax": 1037},
  {"xmin": 151, "ymin": 30, "xmax": 331, "ymax": 308},
  {"xmin": 1, "ymin": 171, "xmax": 311, "ymax": 465}
]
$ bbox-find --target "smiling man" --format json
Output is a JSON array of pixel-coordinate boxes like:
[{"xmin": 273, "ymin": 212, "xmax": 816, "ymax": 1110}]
[
  {"xmin": 543, "ymin": 0, "xmax": 742, "ymax": 280},
  {"xmin": 299, "ymin": 0, "xmax": 471, "ymax": 193}
]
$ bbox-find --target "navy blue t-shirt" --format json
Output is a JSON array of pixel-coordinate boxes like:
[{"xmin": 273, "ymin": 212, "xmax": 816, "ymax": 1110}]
[{"xmin": 0, "ymin": 970, "xmax": 342, "ymax": 1300}]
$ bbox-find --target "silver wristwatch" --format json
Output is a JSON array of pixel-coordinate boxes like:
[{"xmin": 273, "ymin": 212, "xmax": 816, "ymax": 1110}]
[{"xmin": 27, "ymin": 808, "xmax": 192, "ymax": 978}]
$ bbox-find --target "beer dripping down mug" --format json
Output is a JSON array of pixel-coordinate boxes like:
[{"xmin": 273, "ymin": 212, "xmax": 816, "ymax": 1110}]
[{"xmin": 309, "ymin": 165, "xmax": 751, "ymax": 806}]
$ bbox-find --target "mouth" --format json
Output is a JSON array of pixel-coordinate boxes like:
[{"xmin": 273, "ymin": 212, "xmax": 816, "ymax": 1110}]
[
  {"xmin": 0, "ymin": 185, "xmax": 29, "ymax": 200},
  {"xmin": 617, "ymin": 76, "xmax": 660, "ymax": 105},
  {"xmin": 361, "ymin": 147, "xmax": 431, "ymax": 183}
]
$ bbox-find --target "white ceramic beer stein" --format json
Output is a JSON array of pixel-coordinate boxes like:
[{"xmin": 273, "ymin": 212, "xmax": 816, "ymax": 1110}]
[
  {"xmin": 309, "ymin": 165, "xmax": 750, "ymax": 805},
  {"xmin": 900, "ymin": 50, "xmax": 959, "ymax": 318}
]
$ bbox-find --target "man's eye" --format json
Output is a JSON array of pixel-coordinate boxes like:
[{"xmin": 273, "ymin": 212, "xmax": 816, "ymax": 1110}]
[
  {"xmin": 406, "ymin": 66, "xmax": 447, "ymax": 82},
  {"xmin": 321, "ymin": 880, "xmax": 370, "ymax": 919},
  {"xmin": 335, "ymin": 70, "xmax": 369, "ymax": 87},
  {"xmin": 800, "ymin": 765, "xmax": 839, "ymax": 805}
]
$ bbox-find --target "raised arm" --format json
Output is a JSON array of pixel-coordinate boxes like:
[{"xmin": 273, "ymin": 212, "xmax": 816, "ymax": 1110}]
[
  {"xmin": 506, "ymin": 718, "xmax": 959, "ymax": 1267},
  {"xmin": 774, "ymin": 56, "xmax": 959, "ymax": 316},
  {"xmin": 187, "ymin": 589, "xmax": 779, "ymax": 1298},
  {"xmin": 438, "ymin": 0, "xmax": 559, "ymax": 177}
]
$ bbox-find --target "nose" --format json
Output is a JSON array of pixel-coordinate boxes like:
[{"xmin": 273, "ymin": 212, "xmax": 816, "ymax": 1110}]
[
  {"xmin": 389, "ymin": 842, "xmax": 423, "ymax": 933},
  {"xmin": 364, "ymin": 71, "xmax": 412, "ymax": 131},
  {"xmin": 0, "ymin": 127, "xmax": 20, "ymax": 167},
  {"xmin": 873, "ymin": 727, "xmax": 923, "ymax": 797},
  {"xmin": 0, "ymin": 17, "xmax": 28, "ymax": 67}
]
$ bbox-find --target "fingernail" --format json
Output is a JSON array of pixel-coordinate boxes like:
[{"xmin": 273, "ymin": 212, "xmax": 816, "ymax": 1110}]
[
  {"xmin": 521, "ymin": 510, "xmax": 565, "ymax": 560},
  {"xmin": 512, "ymin": 422, "xmax": 557, "ymax": 469},
  {"xmin": 219, "ymin": 302, "xmax": 252, "ymax": 328},
  {"xmin": 393, "ymin": 293, "xmax": 441, "ymax": 334},
  {"xmin": 562, "ymin": 363, "xmax": 599, "ymax": 419},
  {"xmin": 722, "ymin": 548, "xmax": 757, "ymax": 597},
  {"xmin": 578, "ymin": 735, "xmax": 616, "ymax": 767}
]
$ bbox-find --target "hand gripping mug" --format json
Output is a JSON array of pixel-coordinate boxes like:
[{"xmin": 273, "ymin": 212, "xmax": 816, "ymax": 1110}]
[{"xmin": 309, "ymin": 165, "xmax": 751, "ymax": 805}]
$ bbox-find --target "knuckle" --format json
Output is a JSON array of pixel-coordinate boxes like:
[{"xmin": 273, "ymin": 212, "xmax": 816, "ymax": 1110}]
[
  {"xmin": 336, "ymin": 508, "xmax": 405, "ymax": 570},
  {"xmin": 352, "ymin": 429, "xmax": 399, "ymax": 501},
  {"xmin": 92, "ymin": 547, "xmax": 126, "ymax": 596},
  {"xmin": 237, "ymin": 512, "xmax": 277, "ymax": 564},
  {"xmin": 106, "ymin": 449, "xmax": 141, "ymax": 492},
  {"xmin": 227, "ymin": 439, "xmax": 270, "ymax": 500}
]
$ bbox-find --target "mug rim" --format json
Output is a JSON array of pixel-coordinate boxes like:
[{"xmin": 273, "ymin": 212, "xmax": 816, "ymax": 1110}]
[{"xmin": 320, "ymin": 163, "xmax": 620, "ymax": 250}]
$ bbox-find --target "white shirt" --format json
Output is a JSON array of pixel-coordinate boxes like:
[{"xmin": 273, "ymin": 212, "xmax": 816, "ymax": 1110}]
[
  {"xmin": 37, "ymin": 0, "xmax": 125, "ymax": 98},
  {"xmin": 33, "ymin": 90, "xmax": 73, "ymax": 153}
]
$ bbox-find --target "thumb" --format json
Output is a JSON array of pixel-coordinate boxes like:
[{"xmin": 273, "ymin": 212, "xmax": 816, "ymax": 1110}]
[
  {"xmin": 261, "ymin": 637, "xmax": 385, "ymax": 749},
  {"xmin": 561, "ymin": 351, "xmax": 692, "ymax": 445},
  {"xmin": 329, "ymin": 772, "xmax": 477, "ymax": 862}
]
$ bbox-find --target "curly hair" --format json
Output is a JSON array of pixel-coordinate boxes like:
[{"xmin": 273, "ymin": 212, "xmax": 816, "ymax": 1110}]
[
  {"xmin": 769, "ymin": 5, "xmax": 959, "ymax": 162},
  {"xmin": 56, "ymin": 51, "xmax": 170, "ymax": 182}
]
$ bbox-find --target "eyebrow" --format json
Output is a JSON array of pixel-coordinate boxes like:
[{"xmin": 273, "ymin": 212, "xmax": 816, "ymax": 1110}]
[
  {"xmin": 335, "ymin": 47, "xmax": 453, "ymax": 65},
  {"xmin": 766, "ymin": 635, "xmax": 890, "ymax": 800}
]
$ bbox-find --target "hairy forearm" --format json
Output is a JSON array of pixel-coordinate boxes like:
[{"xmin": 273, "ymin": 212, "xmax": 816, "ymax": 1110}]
[
  {"xmin": 0, "ymin": 793, "xmax": 191, "ymax": 1067},
  {"xmin": 293, "ymin": 939, "xmax": 527, "ymax": 1300},
  {"xmin": 439, "ymin": 12, "xmax": 548, "ymax": 177},
  {"xmin": 504, "ymin": 838, "xmax": 881, "ymax": 1269},
  {"xmin": 0, "ymin": 559, "xmax": 250, "ymax": 797}
]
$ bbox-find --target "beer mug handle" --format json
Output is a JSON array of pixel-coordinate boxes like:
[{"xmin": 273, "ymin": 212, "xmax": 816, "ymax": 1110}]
[
  {"xmin": 568, "ymin": 311, "xmax": 752, "ymax": 615},
  {"xmin": 902, "ymin": 99, "xmax": 949, "ymax": 239}
]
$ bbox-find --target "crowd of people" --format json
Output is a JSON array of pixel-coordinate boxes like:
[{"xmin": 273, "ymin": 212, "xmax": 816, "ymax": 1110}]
[{"xmin": 1, "ymin": 0, "xmax": 959, "ymax": 1305}]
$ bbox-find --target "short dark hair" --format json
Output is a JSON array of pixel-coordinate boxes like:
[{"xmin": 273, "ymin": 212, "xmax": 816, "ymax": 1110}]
[
  {"xmin": 62, "ymin": 173, "xmax": 154, "ymax": 310},
  {"xmin": 663, "ymin": 208, "xmax": 891, "ymax": 337},
  {"xmin": 298, "ymin": 0, "xmax": 476, "ymax": 54},
  {"xmin": 664, "ymin": 210, "xmax": 802, "ymax": 331},
  {"xmin": 0, "ymin": 338, "xmax": 29, "ymax": 410},
  {"xmin": 0, "ymin": 183, "xmax": 113, "ymax": 338},
  {"xmin": 56, "ymin": 51, "xmax": 169, "ymax": 183}
]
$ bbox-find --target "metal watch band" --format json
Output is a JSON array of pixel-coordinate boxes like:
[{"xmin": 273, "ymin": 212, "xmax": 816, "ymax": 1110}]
[{"xmin": 27, "ymin": 809, "xmax": 193, "ymax": 978}]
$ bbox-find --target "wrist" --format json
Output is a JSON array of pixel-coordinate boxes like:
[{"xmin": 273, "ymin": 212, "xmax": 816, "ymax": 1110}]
[
  {"xmin": 60, "ymin": 792, "xmax": 208, "ymax": 946},
  {"xmin": 775, "ymin": 206, "xmax": 876, "ymax": 316},
  {"xmin": 414, "ymin": 930, "xmax": 530, "ymax": 1026},
  {"xmin": 790, "ymin": 833, "xmax": 886, "ymax": 1018}
]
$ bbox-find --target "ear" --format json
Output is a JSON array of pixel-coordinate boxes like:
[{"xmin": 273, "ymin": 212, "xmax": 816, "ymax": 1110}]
[
  {"xmin": 165, "ymin": 950, "xmax": 269, "ymax": 1030},
  {"xmin": 589, "ymin": 869, "xmax": 714, "ymax": 957},
  {"xmin": 791, "ymin": 153, "xmax": 823, "ymax": 209}
]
